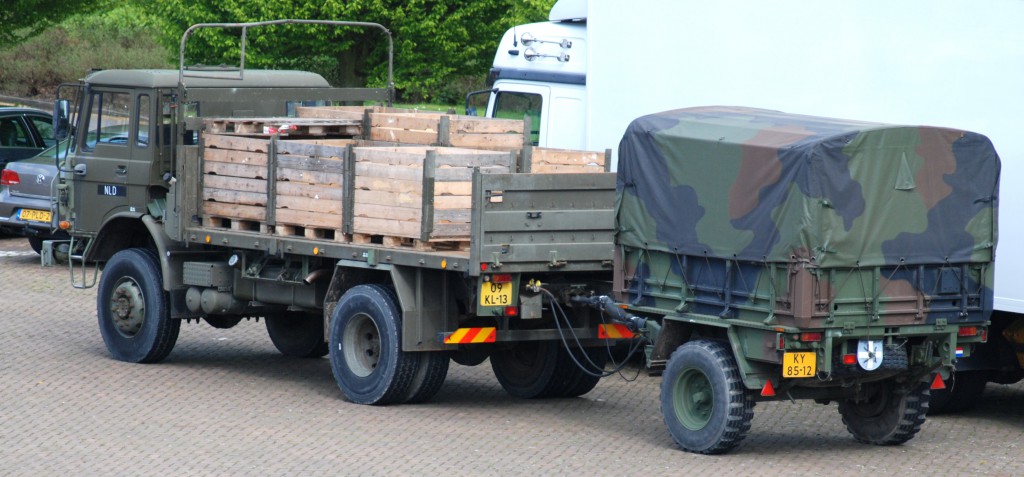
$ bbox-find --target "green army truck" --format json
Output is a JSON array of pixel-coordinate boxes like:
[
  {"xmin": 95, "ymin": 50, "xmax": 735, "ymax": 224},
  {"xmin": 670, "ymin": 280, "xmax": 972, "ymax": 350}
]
[{"xmin": 46, "ymin": 21, "xmax": 996, "ymax": 455}]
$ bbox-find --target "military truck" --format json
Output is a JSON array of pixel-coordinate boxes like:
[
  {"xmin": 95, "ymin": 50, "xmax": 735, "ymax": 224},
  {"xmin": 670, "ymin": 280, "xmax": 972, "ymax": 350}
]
[{"xmin": 47, "ymin": 20, "xmax": 996, "ymax": 454}]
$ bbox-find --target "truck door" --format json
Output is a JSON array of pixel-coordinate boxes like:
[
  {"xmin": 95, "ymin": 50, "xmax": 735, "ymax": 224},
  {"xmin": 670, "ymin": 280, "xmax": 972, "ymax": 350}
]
[
  {"xmin": 489, "ymin": 87, "xmax": 547, "ymax": 146},
  {"xmin": 71, "ymin": 89, "xmax": 151, "ymax": 233}
]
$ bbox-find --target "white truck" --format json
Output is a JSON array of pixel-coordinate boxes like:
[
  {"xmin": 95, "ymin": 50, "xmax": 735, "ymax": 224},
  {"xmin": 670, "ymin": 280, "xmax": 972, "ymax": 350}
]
[{"xmin": 473, "ymin": 0, "xmax": 1024, "ymax": 412}]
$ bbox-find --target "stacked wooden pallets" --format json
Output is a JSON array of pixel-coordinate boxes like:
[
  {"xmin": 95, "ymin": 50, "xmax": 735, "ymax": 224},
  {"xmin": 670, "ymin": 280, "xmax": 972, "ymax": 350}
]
[{"xmin": 197, "ymin": 106, "xmax": 609, "ymax": 250}]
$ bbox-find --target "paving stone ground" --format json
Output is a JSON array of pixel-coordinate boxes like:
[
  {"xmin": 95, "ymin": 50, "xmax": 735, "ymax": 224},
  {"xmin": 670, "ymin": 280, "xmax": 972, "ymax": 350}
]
[{"xmin": 1, "ymin": 235, "xmax": 1022, "ymax": 476}]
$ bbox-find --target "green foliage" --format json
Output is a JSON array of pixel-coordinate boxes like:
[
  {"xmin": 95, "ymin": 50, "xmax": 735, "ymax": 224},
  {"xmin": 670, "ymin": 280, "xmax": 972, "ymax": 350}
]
[
  {"xmin": 0, "ymin": 3, "xmax": 171, "ymax": 97},
  {"xmin": 146, "ymin": 0, "xmax": 555, "ymax": 102},
  {"xmin": 0, "ymin": 0, "xmax": 106, "ymax": 46}
]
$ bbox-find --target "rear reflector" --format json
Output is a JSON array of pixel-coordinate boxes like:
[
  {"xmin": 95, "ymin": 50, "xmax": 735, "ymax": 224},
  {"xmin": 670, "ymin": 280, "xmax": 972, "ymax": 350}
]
[
  {"xmin": 931, "ymin": 373, "xmax": 946, "ymax": 390},
  {"xmin": 504, "ymin": 306, "xmax": 518, "ymax": 317},
  {"xmin": 444, "ymin": 327, "xmax": 497, "ymax": 344},
  {"xmin": 598, "ymin": 323, "xmax": 635, "ymax": 339},
  {"xmin": 957, "ymin": 326, "xmax": 978, "ymax": 337},
  {"xmin": 799, "ymin": 332, "xmax": 823, "ymax": 342},
  {"xmin": 0, "ymin": 169, "xmax": 19, "ymax": 186},
  {"xmin": 760, "ymin": 380, "xmax": 776, "ymax": 397}
]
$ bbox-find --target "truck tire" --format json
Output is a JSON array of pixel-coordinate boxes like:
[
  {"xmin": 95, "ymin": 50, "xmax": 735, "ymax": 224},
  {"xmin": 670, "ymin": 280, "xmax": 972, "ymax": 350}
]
[
  {"xmin": 553, "ymin": 346, "xmax": 607, "ymax": 398},
  {"xmin": 838, "ymin": 380, "xmax": 929, "ymax": 445},
  {"xmin": 266, "ymin": 312, "xmax": 328, "ymax": 358},
  {"xmin": 926, "ymin": 371, "xmax": 988, "ymax": 415},
  {"xmin": 661, "ymin": 340, "xmax": 754, "ymax": 454},
  {"xmin": 491, "ymin": 340, "xmax": 561, "ymax": 398},
  {"xmin": 329, "ymin": 284, "xmax": 418, "ymax": 405},
  {"xmin": 96, "ymin": 248, "xmax": 180, "ymax": 363},
  {"xmin": 204, "ymin": 316, "xmax": 243, "ymax": 329},
  {"xmin": 403, "ymin": 351, "xmax": 450, "ymax": 404}
]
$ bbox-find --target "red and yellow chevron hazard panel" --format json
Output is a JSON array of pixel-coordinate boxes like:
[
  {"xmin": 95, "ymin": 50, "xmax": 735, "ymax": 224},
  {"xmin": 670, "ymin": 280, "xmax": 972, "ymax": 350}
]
[
  {"xmin": 444, "ymin": 327, "xmax": 497, "ymax": 344},
  {"xmin": 598, "ymin": 324, "xmax": 635, "ymax": 339}
]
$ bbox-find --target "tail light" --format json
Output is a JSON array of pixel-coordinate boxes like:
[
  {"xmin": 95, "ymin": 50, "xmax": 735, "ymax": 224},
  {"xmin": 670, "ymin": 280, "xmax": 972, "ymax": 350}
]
[
  {"xmin": 0, "ymin": 169, "xmax": 19, "ymax": 186},
  {"xmin": 957, "ymin": 326, "xmax": 979, "ymax": 337}
]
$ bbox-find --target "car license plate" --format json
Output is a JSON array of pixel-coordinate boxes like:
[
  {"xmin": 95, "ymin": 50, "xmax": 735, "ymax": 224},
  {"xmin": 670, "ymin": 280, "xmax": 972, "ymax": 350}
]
[
  {"xmin": 479, "ymin": 281, "xmax": 513, "ymax": 307},
  {"xmin": 18, "ymin": 209, "xmax": 51, "ymax": 223},
  {"xmin": 783, "ymin": 352, "xmax": 816, "ymax": 378}
]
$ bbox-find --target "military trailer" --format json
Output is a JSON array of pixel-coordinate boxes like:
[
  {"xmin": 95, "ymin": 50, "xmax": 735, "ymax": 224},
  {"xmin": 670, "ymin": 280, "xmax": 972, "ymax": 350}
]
[{"xmin": 45, "ymin": 21, "xmax": 996, "ymax": 455}]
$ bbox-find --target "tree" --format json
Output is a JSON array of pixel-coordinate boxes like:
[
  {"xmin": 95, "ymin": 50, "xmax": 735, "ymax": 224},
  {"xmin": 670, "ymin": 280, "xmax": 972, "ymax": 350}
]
[
  {"xmin": 145, "ymin": 0, "xmax": 555, "ymax": 102},
  {"xmin": 0, "ymin": 0, "xmax": 109, "ymax": 46}
]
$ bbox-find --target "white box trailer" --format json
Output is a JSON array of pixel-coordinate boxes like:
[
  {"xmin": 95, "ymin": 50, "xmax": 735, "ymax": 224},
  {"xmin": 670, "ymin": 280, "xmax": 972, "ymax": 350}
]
[{"xmin": 482, "ymin": 0, "xmax": 1024, "ymax": 410}]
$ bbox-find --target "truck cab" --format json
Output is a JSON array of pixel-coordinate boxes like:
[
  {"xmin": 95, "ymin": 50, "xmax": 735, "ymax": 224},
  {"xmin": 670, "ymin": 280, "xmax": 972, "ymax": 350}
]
[{"xmin": 483, "ymin": 1, "xmax": 587, "ymax": 150}]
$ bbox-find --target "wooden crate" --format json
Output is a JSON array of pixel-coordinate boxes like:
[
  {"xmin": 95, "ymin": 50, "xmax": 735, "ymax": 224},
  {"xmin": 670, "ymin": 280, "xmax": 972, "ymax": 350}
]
[
  {"xmin": 297, "ymin": 106, "xmax": 527, "ymax": 153},
  {"xmin": 203, "ymin": 117, "xmax": 361, "ymax": 137},
  {"xmin": 351, "ymin": 146, "xmax": 514, "ymax": 242},
  {"xmin": 523, "ymin": 147, "xmax": 611, "ymax": 173},
  {"xmin": 201, "ymin": 133, "xmax": 349, "ymax": 238}
]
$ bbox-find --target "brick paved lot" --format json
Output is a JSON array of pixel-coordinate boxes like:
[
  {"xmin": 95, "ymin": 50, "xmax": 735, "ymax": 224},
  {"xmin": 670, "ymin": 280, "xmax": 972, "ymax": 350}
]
[{"xmin": 1, "ymin": 235, "xmax": 1022, "ymax": 476}]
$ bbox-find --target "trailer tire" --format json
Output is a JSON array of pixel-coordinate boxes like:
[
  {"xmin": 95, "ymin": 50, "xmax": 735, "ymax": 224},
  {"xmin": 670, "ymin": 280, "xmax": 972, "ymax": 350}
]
[
  {"xmin": 661, "ymin": 340, "xmax": 754, "ymax": 454},
  {"xmin": 926, "ymin": 370, "xmax": 988, "ymax": 415},
  {"xmin": 839, "ymin": 380, "xmax": 929, "ymax": 445},
  {"xmin": 491, "ymin": 340, "xmax": 560, "ymax": 398},
  {"xmin": 329, "ymin": 284, "xmax": 418, "ymax": 405},
  {"xmin": 96, "ymin": 248, "xmax": 180, "ymax": 363},
  {"xmin": 266, "ymin": 312, "xmax": 328, "ymax": 358}
]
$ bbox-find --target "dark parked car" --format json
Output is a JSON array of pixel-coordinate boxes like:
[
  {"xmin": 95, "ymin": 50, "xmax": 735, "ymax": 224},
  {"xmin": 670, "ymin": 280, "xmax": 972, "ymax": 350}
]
[{"xmin": 0, "ymin": 107, "xmax": 55, "ymax": 170}]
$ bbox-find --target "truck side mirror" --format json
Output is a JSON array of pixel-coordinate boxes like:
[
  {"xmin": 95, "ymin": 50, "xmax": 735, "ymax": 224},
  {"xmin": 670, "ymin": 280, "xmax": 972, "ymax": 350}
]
[{"xmin": 53, "ymin": 99, "xmax": 70, "ymax": 141}]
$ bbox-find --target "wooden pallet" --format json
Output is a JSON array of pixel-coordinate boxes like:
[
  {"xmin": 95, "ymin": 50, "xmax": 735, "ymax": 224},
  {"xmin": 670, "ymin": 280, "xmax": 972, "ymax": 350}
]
[
  {"xmin": 204, "ymin": 117, "xmax": 361, "ymax": 137},
  {"xmin": 275, "ymin": 224, "xmax": 349, "ymax": 242},
  {"xmin": 203, "ymin": 216, "xmax": 269, "ymax": 234},
  {"xmin": 351, "ymin": 233, "xmax": 470, "ymax": 252}
]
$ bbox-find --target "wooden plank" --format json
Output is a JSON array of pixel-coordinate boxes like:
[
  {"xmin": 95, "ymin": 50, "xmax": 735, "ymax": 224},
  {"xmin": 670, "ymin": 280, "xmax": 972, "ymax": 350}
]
[
  {"xmin": 354, "ymin": 189, "xmax": 422, "ymax": 207},
  {"xmin": 369, "ymin": 128, "xmax": 437, "ymax": 144},
  {"xmin": 286, "ymin": 138, "xmax": 358, "ymax": 147},
  {"xmin": 430, "ymin": 222, "xmax": 471, "ymax": 237},
  {"xmin": 532, "ymin": 148, "xmax": 606, "ymax": 167},
  {"xmin": 202, "ymin": 188, "xmax": 267, "ymax": 206},
  {"xmin": 277, "ymin": 154, "xmax": 345, "ymax": 174},
  {"xmin": 448, "ymin": 132, "xmax": 523, "ymax": 150},
  {"xmin": 354, "ymin": 146, "xmax": 511, "ymax": 168},
  {"xmin": 202, "ymin": 201, "xmax": 266, "ymax": 221},
  {"xmin": 277, "ymin": 140, "xmax": 348, "ymax": 159},
  {"xmin": 371, "ymin": 113, "xmax": 444, "ymax": 132},
  {"xmin": 354, "ymin": 203, "xmax": 421, "ymax": 222},
  {"xmin": 275, "ymin": 208, "xmax": 343, "ymax": 229},
  {"xmin": 203, "ymin": 161, "xmax": 267, "ymax": 179},
  {"xmin": 276, "ymin": 182, "xmax": 342, "ymax": 200},
  {"xmin": 277, "ymin": 168, "xmax": 343, "ymax": 186},
  {"xmin": 203, "ymin": 147, "xmax": 269, "ymax": 167},
  {"xmin": 357, "ymin": 176, "xmax": 423, "ymax": 195},
  {"xmin": 352, "ymin": 216, "xmax": 420, "ymax": 237},
  {"xmin": 450, "ymin": 116, "xmax": 525, "ymax": 134},
  {"xmin": 295, "ymin": 107, "xmax": 364, "ymax": 120},
  {"xmin": 277, "ymin": 195, "xmax": 342, "ymax": 214},
  {"xmin": 353, "ymin": 158, "xmax": 506, "ymax": 182},
  {"xmin": 202, "ymin": 175, "xmax": 267, "ymax": 194},
  {"xmin": 203, "ymin": 134, "xmax": 271, "ymax": 153}
]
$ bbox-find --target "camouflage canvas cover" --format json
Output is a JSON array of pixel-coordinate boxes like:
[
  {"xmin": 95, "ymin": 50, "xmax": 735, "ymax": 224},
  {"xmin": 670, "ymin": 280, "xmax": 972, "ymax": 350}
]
[{"xmin": 615, "ymin": 106, "xmax": 1000, "ymax": 268}]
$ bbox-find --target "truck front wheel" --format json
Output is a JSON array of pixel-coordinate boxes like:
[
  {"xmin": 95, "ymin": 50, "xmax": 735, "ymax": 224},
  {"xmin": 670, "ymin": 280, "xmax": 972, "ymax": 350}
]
[
  {"xmin": 96, "ymin": 248, "xmax": 180, "ymax": 363},
  {"xmin": 329, "ymin": 284, "xmax": 417, "ymax": 405},
  {"xmin": 838, "ymin": 380, "xmax": 929, "ymax": 445},
  {"xmin": 661, "ymin": 340, "xmax": 754, "ymax": 454}
]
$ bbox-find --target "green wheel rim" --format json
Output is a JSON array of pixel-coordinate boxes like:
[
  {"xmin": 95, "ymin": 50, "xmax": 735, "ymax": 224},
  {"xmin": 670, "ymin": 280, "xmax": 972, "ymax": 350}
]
[{"xmin": 673, "ymin": 367, "xmax": 714, "ymax": 430}]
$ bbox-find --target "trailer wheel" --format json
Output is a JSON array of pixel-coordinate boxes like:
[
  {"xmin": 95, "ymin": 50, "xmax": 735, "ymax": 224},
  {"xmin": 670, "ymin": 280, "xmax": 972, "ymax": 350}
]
[
  {"xmin": 491, "ymin": 340, "xmax": 561, "ymax": 398},
  {"xmin": 96, "ymin": 248, "xmax": 180, "ymax": 363},
  {"xmin": 838, "ymin": 380, "xmax": 929, "ymax": 445},
  {"xmin": 661, "ymin": 340, "xmax": 754, "ymax": 454},
  {"xmin": 204, "ymin": 316, "xmax": 243, "ymax": 329},
  {"xmin": 329, "ymin": 284, "xmax": 417, "ymax": 405},
  {"xmin": 403, "ymin": 351, "xmax": 450, "ymax": 403},
  {"xmin": 928, "ymin": 371, "xmax": 988, "ymax": 415},
  {"xmin": 266, "ymin": 312, "xmax": 328, "ymax": 358}
]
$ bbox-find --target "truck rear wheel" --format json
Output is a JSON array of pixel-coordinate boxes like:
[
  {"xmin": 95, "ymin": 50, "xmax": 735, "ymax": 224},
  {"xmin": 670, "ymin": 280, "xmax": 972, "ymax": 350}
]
[
  {"xmin": 554, "ymin": 346, "xmax": 607, "ymax": 398},
  {"xmin": 403, "ymin": 351, "xmax": 450, "ymax": 403},
  {"xmin": 838, "ymin": 380, "xmax": 929, "ymax": 445},
  {"xmin": 928, "ymin": 371, "xmax": 988, "ymax": 415},
  {"xmin": 265, "ymin": 312, "xmax": 328, "ymax": 358},
  {"xmin": 329, "ymin": 284, "xmax": 417, "ymax": 405},
  {"xmin": 491, "ymin": 340, "xmax": 561, "ymax": 398},
  {"xmin": 661, "ymin": 340, "xmax": 754, "ymax": 454},
  {"xmin": 96, "ymin": 248, "xmax": 180, "ymax": 363}
]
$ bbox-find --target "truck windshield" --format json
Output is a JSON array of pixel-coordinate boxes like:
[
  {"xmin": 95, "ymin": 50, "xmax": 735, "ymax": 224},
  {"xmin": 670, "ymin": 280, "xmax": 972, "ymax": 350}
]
[{"xmin": 492, "ymin": 92, "xmax": 541, "ymax": 146}]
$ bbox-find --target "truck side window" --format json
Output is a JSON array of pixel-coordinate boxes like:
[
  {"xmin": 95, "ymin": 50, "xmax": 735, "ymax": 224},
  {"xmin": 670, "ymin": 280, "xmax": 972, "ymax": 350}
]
[
  {"xmin": 136, "ymin": 94, "xmax": 150, "ymax": 148},
  {"xmin": 81, "ymin": 91, "xmax": 132, "ymax": 151},
  {"xmin": 493, "ymin": 92, "xmax": 542, "ymax": 146}
]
